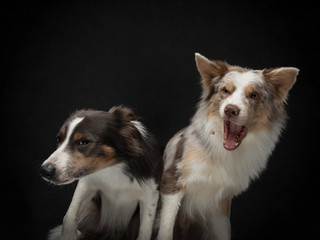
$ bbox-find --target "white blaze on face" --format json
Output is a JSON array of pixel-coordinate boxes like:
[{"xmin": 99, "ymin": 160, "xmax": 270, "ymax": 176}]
[
  {"xmin": 43, "ymin": 117, "xmax": 84, "ymax": 169},
  {"xmin": 219, "ymin": 71, "xmax": 263, "ymax": 124}
]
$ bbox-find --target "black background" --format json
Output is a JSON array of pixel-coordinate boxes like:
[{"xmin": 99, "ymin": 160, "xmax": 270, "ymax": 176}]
[{"xmin": 4, "ymin": 1, "xmax": 319, "ymax": 239}]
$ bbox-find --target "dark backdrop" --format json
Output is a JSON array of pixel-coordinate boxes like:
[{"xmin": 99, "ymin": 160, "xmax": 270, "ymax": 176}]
[{"xmin": 4, "ymin": 1, "xmax": 318, "ymax": 239}]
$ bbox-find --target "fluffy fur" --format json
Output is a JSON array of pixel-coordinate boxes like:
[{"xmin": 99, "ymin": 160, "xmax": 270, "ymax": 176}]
[
  {"xmin": 157, "ymin": 53, "xmax": 298, "ymax": 240},
  {"xmin": 40, "ymin": 106, "xmax": 163, "ymax": 240}
]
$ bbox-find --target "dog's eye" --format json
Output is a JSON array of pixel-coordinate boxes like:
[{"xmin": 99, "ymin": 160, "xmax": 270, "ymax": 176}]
[
  {"xmin": 250, "ymin": 92, "xmax": 258, "ymax": 99},
  {"xmin": 222, "ymin": 88, "xmax": 229, "ymax": 94},
  {"xmin": 79, "ymin": 139, "xmax": 90, "ymax": 146}
]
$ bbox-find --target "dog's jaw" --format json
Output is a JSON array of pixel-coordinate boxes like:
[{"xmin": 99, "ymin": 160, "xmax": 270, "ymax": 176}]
[{"xmin": 223, "ymin": 120, "xmax": 247, "ymax": 151}]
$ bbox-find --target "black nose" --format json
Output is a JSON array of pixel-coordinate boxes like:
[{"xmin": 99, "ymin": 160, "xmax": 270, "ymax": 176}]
[
  {"xmin": 40, "ymin": 163, "xmax": 56, "ymax": 180},
  {"xmin": 224, "ymin": 104, "xmax": 240, "ymax": 118}
]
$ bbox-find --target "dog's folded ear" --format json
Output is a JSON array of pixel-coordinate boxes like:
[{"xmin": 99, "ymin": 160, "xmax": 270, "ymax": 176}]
[
  {"xmin": 195, "ymin": 53, "xmax": 230, "ymax": 88},
  {"xmin": 263, "ymin": 67, "xmax": 299, "ymax": 101},
  {"xmin": 109, "ymin": 105, "xmax": 141, "ymax": 121}
]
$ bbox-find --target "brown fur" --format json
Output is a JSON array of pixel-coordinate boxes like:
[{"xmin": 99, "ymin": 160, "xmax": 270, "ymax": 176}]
[
  {"xmin": 68, "ymin": 151, "xmax": 116, "ymax": 179},
  {"xmin": 263, "ymin": 67, "xmax": 298, "ymax": 100},
  {"xmin": 42, "ymin": 106, "xmax": 163, "ymax": 240},
  {"xmin": 225, "ymin": 82, "xmax": 235, "ymax": 93},
  {"xmin": 157, "ymin": 53, "xmax": 298, "ymax": 240},
  {"xmin": 72, "ymin": 133, "xmax": 87, "ymax": 142},
  {"xmin": 60, "ymin": 127, "xmax": 66, "ymax": 139},
  {"xmin": 220, "ymin": 197, "xmax": 231, "ymax": 217},
  {"xmin": 161, "ymin": 131, "xmax": 185, "ymax": 194},
  {"xmin": 78, "ymin": 195, "xmax": 140, "ymax": 240}
]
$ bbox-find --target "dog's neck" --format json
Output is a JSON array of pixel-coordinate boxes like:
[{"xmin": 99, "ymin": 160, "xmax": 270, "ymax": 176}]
[{"xmin": 190, "ymin": 103, "xmax": 284, "ymax": 181}]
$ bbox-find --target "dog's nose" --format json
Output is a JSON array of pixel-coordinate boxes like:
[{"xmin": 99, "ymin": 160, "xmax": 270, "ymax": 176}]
[
  {"xmin": 40, "ymin": 163, "xmax": 56, "ymax": 180},
  {"xmin": 224, "ymin": 104, "xmax": 240, "ymax": 118}
]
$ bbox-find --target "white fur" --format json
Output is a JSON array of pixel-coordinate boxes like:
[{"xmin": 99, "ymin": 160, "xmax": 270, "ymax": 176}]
[
  {"xmin": 132, "ymin": 120, "xmax": 148, "ymax": 138},
  {"xmin": 188, "ymin": 109, "xmax": 282, "ymax": 202},
  {"xmin": 48, "ymin": 163, "xmax": 159, "ymax": 240},
  {"xmin": 59, "ymin": 117, "xmax": 84, "ymax": 152},
  {"xmin": 219, "ymin": 71, "xmax": 264, "ymax": 125},
  {"xmin": 158, "ymin": 71, "xmax": 285, "ymax": 240},
  {"xmin": 206, "ymin": 209, "xmax": 231, "ymax": 240},
  {"xmin": 42, "ymin": 117, "xmax": 84, "ymax": 173},
  {"xmin": 157, "ymin": 192, "xmax": 184, "ymax": 240},
  {"xmin": 181, "ymin": 105, "xmax": 282, "ymax": 238},
  {"xmin": 138, "ymin": 181, "xmax": 160, "ymax": 240},
  {"xmin": 44, "ymin": 116, "xmax": 160, "ymax": 240},
  {"xmin": 158, "ymin": 116, "xmax": 282, "ymax": 240}
]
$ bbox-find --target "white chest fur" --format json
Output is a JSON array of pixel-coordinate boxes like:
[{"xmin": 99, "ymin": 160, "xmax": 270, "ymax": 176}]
[
  {"xmin": 180, "ymin": 121, "xmax": 281, "ymax": 219},
  {"xmin": 81, "ymin": 164, "xmax": 152, "ymax": 230}
]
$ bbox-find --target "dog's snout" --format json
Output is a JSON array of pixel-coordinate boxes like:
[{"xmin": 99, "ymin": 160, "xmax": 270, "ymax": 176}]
[
  {"xmin": 224, "ymin": 104, "xmax": 240, "ymax": 118},
  {"xmin": 40, "ymin": 163, "xmax": 56, "ymax": 180}
]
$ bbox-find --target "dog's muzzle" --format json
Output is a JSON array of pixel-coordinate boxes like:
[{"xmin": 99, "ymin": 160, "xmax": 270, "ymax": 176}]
[{"xmin": 40, "ymin": 162, "xmax": 56, "ymax": 181}]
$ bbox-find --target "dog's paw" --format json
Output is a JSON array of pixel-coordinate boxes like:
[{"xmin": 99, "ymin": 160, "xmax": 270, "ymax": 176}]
[
  {"xmin": 60, "ymin": 233, "xmax": 77, "ymax": 240},
  {"xmin": 60, "ymin": 228, "xmax": 78, "ymax": 240}
]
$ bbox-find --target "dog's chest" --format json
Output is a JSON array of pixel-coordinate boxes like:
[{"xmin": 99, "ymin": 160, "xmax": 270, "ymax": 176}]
[
  {"xmin": 84, "ymin": 165, "xmax": 145, "ymax": 229},
  {"xmin": 86, "ymin": 164, "xmax": 146, "ymax": 202},
  {"xmin": 180, "ymin": 129, "xmax": 275, "ymax": 198},
  {"xmin": 183, "ymin": 159, "xmax": 237, "ymax": 200},
  {"xmin": 181, "ymin": 146, "xmax": 242, "ymax": 189},
  {"xmin": 99, "ymin": 188, "xmax": 140, "ymax": 230},
  {"xmin": 179, "ymin": 145, "xmax": 259, "ymax": 212},
  {"xmin": 179, "ymin": 158, "xmax": 239, "ymax": 220}
]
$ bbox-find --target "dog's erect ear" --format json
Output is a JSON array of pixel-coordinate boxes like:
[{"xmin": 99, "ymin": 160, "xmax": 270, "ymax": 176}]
[
  {"xmin": 195, "ymin": 53, "xmax": 229, "ymax": 88},
  {"xmin": 263, "ymin": 67, "xmax": 299, "ymax": 100}
]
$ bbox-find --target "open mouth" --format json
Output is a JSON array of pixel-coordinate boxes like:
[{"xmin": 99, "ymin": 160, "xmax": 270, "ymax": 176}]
[{"xmin": 223, "ymin": 120, "xmax": 247, "ymax": 151}]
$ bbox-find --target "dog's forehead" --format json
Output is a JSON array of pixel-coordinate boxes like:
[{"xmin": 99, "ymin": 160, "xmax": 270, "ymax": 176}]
[
  {"xmin": 65, "ymin": 117, "xmax": 84, "ymax": 134},
  {"xmin": 66, "ymin": 111, "xmax": 112, "ymax": 134},
  {"xmin": 223, "ymin": 70, "xmax": 264, "ymax": 88}
]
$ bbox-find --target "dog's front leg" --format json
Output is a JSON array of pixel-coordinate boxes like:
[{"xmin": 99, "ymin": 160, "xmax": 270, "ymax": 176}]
[
  {"xmin": 206, "ymin": 198, "xmax": 232, "ymax": 240},
  {"xmin": 137, "ymin": 188, "xmax": 159, "ymax": 240},
  {"xmin": 157, "ymin": 192, "xmax": 184, "ymax": 240},
  {"xmin": 61, "ymin": 180, "xmax": 95, "ymax": 240}
]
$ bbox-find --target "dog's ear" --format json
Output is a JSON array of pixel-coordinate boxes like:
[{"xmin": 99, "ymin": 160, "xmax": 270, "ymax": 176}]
[
  {"xmin": 109, "ymin": 105, "xmax": 141, "ymax": 122},
  {"xmin": 109, "ymin": 105, "xmax": 143, "ymax": 156},
  {"xmin": 195, "ymin": 53, "xmax": 229, "ymax": 88},
  {"xmin": 263, "ymin": 67, "xmax": 299, "ymax": 101}
]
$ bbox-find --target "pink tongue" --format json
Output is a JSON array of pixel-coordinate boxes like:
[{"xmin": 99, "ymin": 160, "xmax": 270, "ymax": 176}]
[{"xmin": 229, "ymin": 122, "xmax": 243, "ymax": 133}]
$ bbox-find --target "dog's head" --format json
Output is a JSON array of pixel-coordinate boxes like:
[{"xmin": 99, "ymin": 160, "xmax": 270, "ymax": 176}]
[
  {"xmin": 40, "ymin": 106, "xmax": 142, "ymax": 185},
  {"xmin": 195, "ymin": 53, "xmax": 298, "ymax": 151}
]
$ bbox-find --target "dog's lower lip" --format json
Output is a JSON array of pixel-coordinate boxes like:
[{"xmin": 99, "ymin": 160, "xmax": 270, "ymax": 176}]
[
  {"xmin": 56, "ymin": 179, "xmax": 75, "ymax": 185},
  {"xmin": 44, "ymin": 178, "xmax": 75, "ymax": 185}
]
